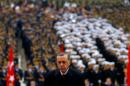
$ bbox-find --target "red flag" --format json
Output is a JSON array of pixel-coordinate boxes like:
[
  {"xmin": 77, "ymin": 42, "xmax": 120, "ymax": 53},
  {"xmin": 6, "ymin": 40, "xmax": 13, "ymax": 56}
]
[
  {"xmin": 128, "ymin": 45, "xmax": 130, "ymax": 86},
  {"xmin": 59, "ymin": 43, "xmax": 64, "ymax": 53},
  {"xmin": 6, "ymin": 47, "xmax": 15, "ymax": 86}
]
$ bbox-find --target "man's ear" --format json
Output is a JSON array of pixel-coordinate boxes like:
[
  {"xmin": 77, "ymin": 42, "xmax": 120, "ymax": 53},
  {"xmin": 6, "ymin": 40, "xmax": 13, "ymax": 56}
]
[
  {"xmin": 68, "ymin": 59, "xmax": 71, "ymax": 66},
  {"xmin": 67, "ymin": 54, "xmax": 71, "ymax": 65}
]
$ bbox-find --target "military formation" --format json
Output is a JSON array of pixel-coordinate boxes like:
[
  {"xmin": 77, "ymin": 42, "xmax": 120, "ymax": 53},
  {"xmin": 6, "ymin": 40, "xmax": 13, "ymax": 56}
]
[{"xmin": 0, "ymin": 0, "xmax": 129, "ymax": 86}]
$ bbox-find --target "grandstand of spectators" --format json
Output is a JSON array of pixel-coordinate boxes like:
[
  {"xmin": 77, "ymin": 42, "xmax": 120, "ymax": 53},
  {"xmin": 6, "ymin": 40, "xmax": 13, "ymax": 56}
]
[{"xmin": 0, "ymin": 0, "xmax": 129, "ymax": 86}]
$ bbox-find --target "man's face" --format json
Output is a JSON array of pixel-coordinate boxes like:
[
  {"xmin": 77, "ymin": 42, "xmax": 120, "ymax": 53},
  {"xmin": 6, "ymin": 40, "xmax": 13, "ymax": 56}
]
[{"xmin": 57, "ymin": 54, "xmax": 70, "ymax": 73}]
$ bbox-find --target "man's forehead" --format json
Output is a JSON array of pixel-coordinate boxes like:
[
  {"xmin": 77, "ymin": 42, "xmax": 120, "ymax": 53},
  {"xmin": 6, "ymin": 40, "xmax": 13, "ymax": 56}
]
[
  {"xmin": 57, "ymin": 54, "xmax": 68, "ymax": 61},
  {"xmin": 57, "ymin": 53, "xmax": 68, "ymax": 57},
  {"xmin": 57, "ymin": 57, "xmax": 67, "ymax": 61}
]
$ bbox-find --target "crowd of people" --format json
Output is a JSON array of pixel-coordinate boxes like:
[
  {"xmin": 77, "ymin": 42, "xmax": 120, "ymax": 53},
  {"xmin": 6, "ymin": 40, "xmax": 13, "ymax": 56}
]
[
  {"xmin": 94, "ymin": 4, "xmax": 130, "ymax": 33},
  {"xmin": 0, "ymin": 1, "xmax": 59, "ymax": 86},
  {"xmin": 0, "ymin": 1, "xmax": 129, "ymax": 86},
  {"xmin": 54, "ymin": 3, "xmax": 129, "ymax": 86}
]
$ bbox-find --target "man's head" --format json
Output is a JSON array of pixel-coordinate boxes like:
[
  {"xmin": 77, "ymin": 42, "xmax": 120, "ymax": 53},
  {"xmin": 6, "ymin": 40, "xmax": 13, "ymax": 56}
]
[{"xmin": 56, "ymin": 53, "xmax": 70, "ymax": 73}]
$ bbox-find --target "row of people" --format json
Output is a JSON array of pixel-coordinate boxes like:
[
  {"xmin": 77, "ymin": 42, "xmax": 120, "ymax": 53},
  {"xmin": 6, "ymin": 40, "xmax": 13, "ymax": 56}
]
[{"xmin": 0, "ymin": 53, "xmax": 127, "ymax": 86}]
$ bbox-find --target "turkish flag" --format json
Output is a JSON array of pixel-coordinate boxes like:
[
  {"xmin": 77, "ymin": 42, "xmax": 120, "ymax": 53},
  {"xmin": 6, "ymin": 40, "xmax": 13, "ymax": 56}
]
[
  {"xmin": 59, "ymin": 43, "xmax": 64, "ymax": 53},
  {"xmin": 6, "ymin": 47, "xmax": 15, "ymax": 86}
]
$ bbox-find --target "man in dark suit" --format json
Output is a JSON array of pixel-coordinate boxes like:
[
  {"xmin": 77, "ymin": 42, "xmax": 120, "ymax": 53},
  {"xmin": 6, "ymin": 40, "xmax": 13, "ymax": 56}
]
[
  {"xmin": 0, "ymin": 66, "xmax": 6, "ymax": 86},
  {"xmin": 14, "ymin": 64, "xmax": 23, "ymax": 86},
  {"xmin": 24, "ymin": 64, "xmax": 37, "ymax": 86},
  {"xmin": 44, "ymin": 53, "xmax": 83, "ymax": 86}
]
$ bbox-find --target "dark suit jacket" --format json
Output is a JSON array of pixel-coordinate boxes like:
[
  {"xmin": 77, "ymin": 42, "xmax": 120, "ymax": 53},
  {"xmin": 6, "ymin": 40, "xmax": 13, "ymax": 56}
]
[{"xmin": 44, "ymin": 68, "xmax": 83, "ymax": 86}]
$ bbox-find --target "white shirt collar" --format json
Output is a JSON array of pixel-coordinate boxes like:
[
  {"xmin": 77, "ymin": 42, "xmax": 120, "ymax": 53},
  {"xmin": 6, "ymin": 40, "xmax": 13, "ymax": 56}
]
[{"xmin": 60, "ymin": 68, "xmax": 69, "ymax": 76}]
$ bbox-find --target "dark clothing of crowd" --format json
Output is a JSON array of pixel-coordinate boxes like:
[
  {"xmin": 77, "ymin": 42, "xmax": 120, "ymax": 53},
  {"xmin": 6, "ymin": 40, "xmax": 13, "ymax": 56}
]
[{"xmin": 44, "ymin": 68, "xmax": 83, "ymax": 86}]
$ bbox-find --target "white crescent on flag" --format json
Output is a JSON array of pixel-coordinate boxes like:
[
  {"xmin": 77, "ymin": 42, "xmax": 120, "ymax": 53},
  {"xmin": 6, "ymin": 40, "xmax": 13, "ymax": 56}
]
[{"xmin": 9, "ymin": 75, "xmax": 14, "ymax": 82}]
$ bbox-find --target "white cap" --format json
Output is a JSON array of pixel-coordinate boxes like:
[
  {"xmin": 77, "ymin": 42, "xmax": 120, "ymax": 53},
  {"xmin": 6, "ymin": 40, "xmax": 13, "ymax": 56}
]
[
  {"xmin": 65, "ymin": 49, "xmax": 73, "ymax": 53},
  {"xmin": 110, "ymin": 62, "xmax": 115, "ymax": 65},
  {"xmin": 97, "ymin": 58, "xmax": 105, "ymax": 62},
  {"xmin": 93, "ymin": 64, "xmax": 99, "ymax": 69},
  {"xmin": 65, "ymin": 43, "xmax": 73, "ymax": 48},
  {"xmin": 72, "ymin": 19, "xmax": 76, "ymax": 23},
  {"xmin": 88, "ymin": 60, "xmax": 96, "ymax": 65},
  {"xmin": 72, "ymin": 59, "xmax": 78, "ymax": 64},
  {"xmin": 29, "ymin": 4, "xmax": 34, "ymax": 8},
  {"xmin": 71, "ymin": 3, "xmax": 77, "ymax": 8},
  {"xmin": 15, "ymin": 6, "xmax": 20, "ymax": 11},
  {"xmin": 70, "ymin": 55, "xmax": 80, "ymax": 59},
  {"xmin": 82, "ymin": 54, "xmax": 90, "ymax": 58},
  {"xmin": 77, "ymin": 60, "xmax": 83, "ymax": 65},
  {"xmin": 70, "ymin": 51, "xmax": 77, "ymax": 55},
  {"xmin": 64, "ymin": 2, "xmax": 70, "ymax": 7},
  {"xmin": 101, "ymin": 61, "xmax": 110, "ymax": 65},
  {"xmin": 11, "ymin": 3, "xmax": 14, "ymax": 8},
  {"xmin": 125, "ymin": 60, "xmax": 128, "ymax": 64},
  {"xmin": 79, "ymin": 64, "xmax": 86, "ymax": 68},
  {"xmin": 65, "ymin": 39, "xmax": 70, "ymax": 44},
  {"xmin": 77, "ymin": 60, "xmax": 86, "ymax": 68}
]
